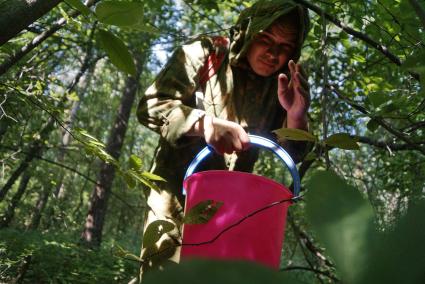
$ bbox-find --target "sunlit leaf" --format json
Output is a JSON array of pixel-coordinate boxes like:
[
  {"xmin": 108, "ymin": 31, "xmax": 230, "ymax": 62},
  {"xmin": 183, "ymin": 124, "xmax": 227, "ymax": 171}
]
[
  {"xmin": 274, "ymin": 128, "xmax": 317, "ymax": 142},
  {"xmin": 141, "ymin": 171, "xmax": 166, "ymax": 182},
  {"xmin": 95, "ymin": 1, "xmax": 143, "ymax": 26},
  {"xmin": 324, "ymin": 133, "xmax": 359, "ymax": 150},
  {"xmin": 97, "ymin": 29, "xmax": 136, "ymax": 76},
  {"xmin": 143, "ymin": 220, "xmax": 176, "ymax": 248},
  {"xmin": 65, "ymin": 0, "xmax": 92, "ymax": 16},
  {"xmin": 129, "ymin": 154, "xmax": 143, "ymax": 171},
  {"xmin": 183, "ymin": 200, "xmax": 223, "ymax": 224}
]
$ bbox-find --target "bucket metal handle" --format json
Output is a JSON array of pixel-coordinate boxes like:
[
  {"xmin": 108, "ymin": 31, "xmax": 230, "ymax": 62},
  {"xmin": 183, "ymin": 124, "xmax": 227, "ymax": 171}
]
[{"xmin": 183, "ymin": 134, "xmax": 301, "ymax": 197}]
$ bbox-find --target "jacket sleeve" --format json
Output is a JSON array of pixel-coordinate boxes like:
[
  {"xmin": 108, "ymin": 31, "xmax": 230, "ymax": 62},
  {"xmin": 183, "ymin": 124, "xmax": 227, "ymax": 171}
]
[{"xmin": 137, "ymin": 38, "xmax": 212, "ymax": 148}]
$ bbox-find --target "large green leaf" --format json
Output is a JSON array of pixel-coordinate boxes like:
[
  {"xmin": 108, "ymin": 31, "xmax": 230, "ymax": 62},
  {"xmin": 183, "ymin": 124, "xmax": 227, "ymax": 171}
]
[
  {"xmin": 97, "ymin": 29, "xmax": 136, "ymax": 76},
  {"xmin": 95, "ymin": 1, "xmax": 143, "ymax": 26},
  {"xmin": 143, "ymin": 220, "xmax": 176, "ymax": 248},
  {"xmin": 65, "ymin": 0, "xmax": 92, "ymax": 16},
  {"xmin": 361, "ymin": 201, "xmax": 425, "ymax": 284},
  {"xmin": 183, "ymin": 200, "xmax": 223, "ymax": 224},
  {"xmin": 324, "ymin": 133, "xmax": 359, "ymax": 150},
  {"xmin": 305, "ymin": 170, "xmax": 375, "ymax": 283},
  {"xmin": 143, "ymin": 259, "xmax": 303, "ymax": 284},
  {"xmin": 274, "ymin": 128, "xmax": 317, "ymax": 142}
]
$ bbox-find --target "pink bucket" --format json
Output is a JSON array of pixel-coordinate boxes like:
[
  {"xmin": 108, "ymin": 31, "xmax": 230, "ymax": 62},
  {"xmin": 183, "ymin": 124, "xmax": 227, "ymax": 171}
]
[{"xmin": 180, "ymin": 135, "xmax": 301, "ymax": 269}]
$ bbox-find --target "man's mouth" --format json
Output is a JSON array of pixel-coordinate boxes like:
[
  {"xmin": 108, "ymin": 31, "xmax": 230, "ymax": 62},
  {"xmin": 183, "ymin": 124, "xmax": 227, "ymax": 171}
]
[{"xmin": 259, "ymin": 59, "xmax": 276, "ymax": 69}]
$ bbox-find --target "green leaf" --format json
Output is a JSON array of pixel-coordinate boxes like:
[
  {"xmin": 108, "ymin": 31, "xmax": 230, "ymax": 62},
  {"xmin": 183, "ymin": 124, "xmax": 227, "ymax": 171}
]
[
  {"xmin": 95, "ymin": 1, "xmax": 143, "ymax": 26},
  {"xmin": 402, "ymin": 48, "xmax": 425, "ymax": 70},
  {"xmin": 304, "ymin": 151, "xmax": 316, "ymax": 161},
  {"xmin": 123, "ymin": 171, "xmax": 136, "ymax": 189},
  {"xmin": 65, "ymin": 0, "xmax": 92, "ymax": 16},
  {"xmin": 366, "ymin": 119, "xmax": 379, "ymax": 132},
  {"xmin": 143, "ymin": 220, "xmax": 176, "ymax": 248},
  {"xmin": 129, "ymin": 154, "xmax": 142, "ymax": 171},
  {"xmin": 360, "ymin": 201, "xmax": 425, "ymax": 283},
  {"xmin": 143, "ymin": 259, "xmax": 304, "ymax": 284},
  {"xmin": 274, "ymin": 128, "xmax": 317, "ymax": 142},
  {"xmin": 130, "ymin": 171, "xmax": 162, "ymax": 192},
  {"xmin": 97, "ymin": 29, "xmax": 136, "ymax": 76},
  {"xmin": 183, "ymin": 200, "xmax": 223, "ymax": 224},
  {"xmin": 133, "ymin": 23, "xmax": 160, "ymax": 34},
  {"xmin": 141, "ymin": 171, "xmax": 166, "ymax": 182},
  {"xmin": 112, "ymin": 244, "xmax": 142, "ymax": 262},
  {"xmin": 306, "ymin": 170, "xmax": 375, "ymax": 283},
  {"xmin": 324, "ymin": 133, "xmax": 359, "ymax": 150},
  {"xmin": 368, "ymin": 92, "xmax": 386, "ymax": 108}
]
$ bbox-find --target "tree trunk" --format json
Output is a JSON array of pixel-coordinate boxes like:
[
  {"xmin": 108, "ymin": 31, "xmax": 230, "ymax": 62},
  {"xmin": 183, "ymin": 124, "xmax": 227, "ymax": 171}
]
[
  {"xmin": 0, "ymin": 31, "xmax": 96, "ymax": 203},
  {"xmin": 81, "ymin": 64, "xmax": 142, "ymax": 247},
  {"xmin": 0, "ymin": 173, "xmax": 31, "ymax": 228},
  {"xmin": 27, "ymin": 187, "xmax": 50, "ymax": 230},
  {"xmin": 0, "ymin": 140, "xmax": 45, "ymax": 202},
  {"xmin": 0, "ymin": 0, "xmax": 62, "ymax": 46}
]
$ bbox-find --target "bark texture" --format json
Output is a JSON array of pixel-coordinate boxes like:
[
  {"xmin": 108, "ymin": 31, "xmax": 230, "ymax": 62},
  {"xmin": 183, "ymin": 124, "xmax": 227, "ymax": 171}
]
[
  {"xmin": 0, "ymin": 0, "xmax": 62, "ymax": 46},
  {"xmin": 81, "ymin": 65, "xmax": 142, "ymax": 247}
]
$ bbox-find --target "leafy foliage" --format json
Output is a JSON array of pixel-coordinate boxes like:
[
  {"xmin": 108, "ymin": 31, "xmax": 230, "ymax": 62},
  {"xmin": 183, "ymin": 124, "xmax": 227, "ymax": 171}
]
[{"xmin": 0, "ymin": 229, "xmax": 138, "ymax": 283}]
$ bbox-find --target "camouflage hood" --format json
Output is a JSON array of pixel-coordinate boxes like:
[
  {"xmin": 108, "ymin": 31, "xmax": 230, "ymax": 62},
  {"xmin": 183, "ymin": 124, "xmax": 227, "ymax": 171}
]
[{"xmin": 229, "ymin": 0, "xmax": 310, "ymax": 73}]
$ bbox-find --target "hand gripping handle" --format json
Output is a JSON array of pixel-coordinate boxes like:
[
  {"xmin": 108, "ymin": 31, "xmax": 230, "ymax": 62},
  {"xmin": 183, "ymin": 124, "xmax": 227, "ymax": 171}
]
[{"xmin": 183, "ymin": 134, "xmax": 301, "ymax": 197}]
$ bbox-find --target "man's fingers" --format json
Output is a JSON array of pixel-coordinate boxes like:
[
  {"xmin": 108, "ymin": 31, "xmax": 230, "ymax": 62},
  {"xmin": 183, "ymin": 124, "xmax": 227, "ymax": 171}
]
[
  {"xmin": 296, "ymin": 63, "xmax": 308, "ymax": 78},
  {"xmin": 278, "ymin": 73, "xmax": 289, "ymax": 93},
  {"xmin": 239, "ymin": 130, "xmax": 251, "ymax": 151},
  {"xmin": 288, "ymin": 60, "xmax": 296, "ymax": 76},
  {"xmin": 296, "ymin": 72, "xmax": 309, "ymax": 90}
]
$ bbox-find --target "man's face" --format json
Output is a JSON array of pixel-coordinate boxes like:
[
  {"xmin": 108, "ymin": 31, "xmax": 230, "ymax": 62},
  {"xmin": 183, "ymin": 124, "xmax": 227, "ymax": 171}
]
[{"xmin": 246, "ymin": 22, "xmax": 298, "ymax": 77}]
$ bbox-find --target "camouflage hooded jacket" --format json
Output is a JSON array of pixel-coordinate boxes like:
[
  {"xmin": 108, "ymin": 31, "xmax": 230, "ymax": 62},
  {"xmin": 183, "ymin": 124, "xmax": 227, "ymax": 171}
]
[{"xmin": 137, "ymin": 0, "xmax": 310, "ymax": 199}]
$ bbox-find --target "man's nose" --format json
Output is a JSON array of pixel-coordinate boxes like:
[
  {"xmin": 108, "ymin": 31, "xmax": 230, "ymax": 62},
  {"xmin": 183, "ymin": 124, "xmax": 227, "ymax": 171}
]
[{"xmin": 266, "ymin": 45, "xmax": 279, "ymax": 59}]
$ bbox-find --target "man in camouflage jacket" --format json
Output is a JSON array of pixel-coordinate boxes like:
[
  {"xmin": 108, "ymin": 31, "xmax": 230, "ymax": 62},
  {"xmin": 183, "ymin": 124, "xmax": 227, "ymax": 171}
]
[{"xmin": 137, "ymin": 0, "xmax": 311, "ymax": 274}]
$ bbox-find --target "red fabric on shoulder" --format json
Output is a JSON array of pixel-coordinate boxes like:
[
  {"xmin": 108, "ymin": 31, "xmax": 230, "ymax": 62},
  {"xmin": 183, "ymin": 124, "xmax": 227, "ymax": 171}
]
[{"xmin": 198, "ymin": 36, "xmax": 229, "ymax": 90}]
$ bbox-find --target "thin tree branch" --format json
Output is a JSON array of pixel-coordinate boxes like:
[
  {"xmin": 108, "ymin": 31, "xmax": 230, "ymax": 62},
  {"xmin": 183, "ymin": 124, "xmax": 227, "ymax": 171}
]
[
  {"xmin": 281, "ymin": 266, "xmax": 339, "ymax": 282},
  {"xmin": 295, "ymin": 0, "xmax": 420, "ymax": 81},
  {"xmin": 0, "ymin": 0, "xmax": 99, "ymax": 77},
  {"xmin": 0, "ymin": 145, "xmax": 142, "ymax": 209},
  {"xmin": 295, "ymin": 0, "xmax": 402, "ymax": 65},
  {"xmin": 409, "ymin": 0, "xmax": 425, "ymax": 30},
  {"xmin": 329, "ymin": 84, "xmax": 425, "ymax": 155},
  {"xmin": 182, "ymin": 0, "xmax": 222, "ymax": 31},
  {"xmin": 356, "ymin": 135, "xmax": 425, "ymax": 151}
]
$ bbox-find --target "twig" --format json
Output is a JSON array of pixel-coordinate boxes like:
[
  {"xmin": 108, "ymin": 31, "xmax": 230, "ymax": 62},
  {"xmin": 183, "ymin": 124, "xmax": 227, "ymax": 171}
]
[
  {"xmin": 294, "ymin": 0, "xmax": 402, "ymax": 66},
  {"xmin": 0, "ymin": 145, "xmax": 142, "ymax": 209},
  {"xmin": 356, "ymin": 135, "xmax": 425, "ymax": 151},
  {"xmin": 320, "ymin": 10, "xmax": 330, "ymax": 169},
  {"xmin": 281, "ymin": 266, "xmax": 339, "ymax": 282},
  {"xmin": 0, "ymin": 0, "xmax": 100, "ymax": 77},
  {"xmin": 329, "ymin": 84, "xmax": 425, "ymax": 155}
]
